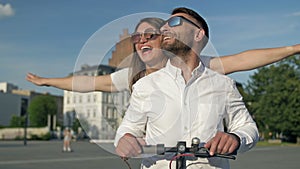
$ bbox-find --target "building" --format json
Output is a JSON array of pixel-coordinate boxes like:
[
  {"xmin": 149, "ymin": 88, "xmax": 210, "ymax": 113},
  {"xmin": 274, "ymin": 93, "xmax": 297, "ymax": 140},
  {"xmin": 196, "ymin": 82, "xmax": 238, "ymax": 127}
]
[
  {"xmin": 12, "ymin": 89, "xmax": 64, "ymax": 129},
  {"xmin": 108, "ymin": 29, "xmax": 134, "ymax": 68},
  {"xmin": 63, "ymin": 64, "xmax": 129, "ymax": 140},
  {"xmin": 0, "ymin": 82, "xmax": 18, "ymax": 93},
  {"xmin": 63, "ymin": 29, "xmax": 133, "ymax": 140},
  {"xmin": 0, "ymin": 82, "xmax": 63, "ymax": 128},
  {"xmin": 0, "ymin": 91, "xmax": 27, "ymax": 126},
  {"xmin": 0, "ymin": 83, "xmax": 28, "ymax": 126}
]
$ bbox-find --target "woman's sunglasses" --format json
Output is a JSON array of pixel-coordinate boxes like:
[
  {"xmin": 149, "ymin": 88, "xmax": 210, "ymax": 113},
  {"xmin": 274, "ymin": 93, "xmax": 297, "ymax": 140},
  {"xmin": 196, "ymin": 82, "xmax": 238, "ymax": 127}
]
[
  {"xmin": 131, "ymin": 29, "xmax": 160, "ymax": 44},
  {"xmin": 165, "ymin": 16, "xmax": 201, "ymax": 29}
]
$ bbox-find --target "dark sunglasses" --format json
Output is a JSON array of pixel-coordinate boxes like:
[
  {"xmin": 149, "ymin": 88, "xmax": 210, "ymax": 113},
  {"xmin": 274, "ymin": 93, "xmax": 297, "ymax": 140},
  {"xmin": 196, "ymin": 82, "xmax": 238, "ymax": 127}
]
[
  {"xmin": 131, "ymin": 29, "xmax": 160, "ymax": 44},
  {"xmin": 165, "ymin": 16, "xmax": 201, "ymax": 29}
]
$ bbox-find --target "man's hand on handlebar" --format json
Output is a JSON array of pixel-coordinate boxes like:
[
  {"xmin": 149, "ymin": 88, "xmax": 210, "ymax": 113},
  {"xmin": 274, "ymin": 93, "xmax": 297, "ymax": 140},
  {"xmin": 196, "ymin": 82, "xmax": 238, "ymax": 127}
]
[
  {"xmin": 204, "ymin": 131, "xmax": 240, "ymax": 156},
  {"xmin": 115, "ymin": 133, "xmax": 146, "ymax": 158}
]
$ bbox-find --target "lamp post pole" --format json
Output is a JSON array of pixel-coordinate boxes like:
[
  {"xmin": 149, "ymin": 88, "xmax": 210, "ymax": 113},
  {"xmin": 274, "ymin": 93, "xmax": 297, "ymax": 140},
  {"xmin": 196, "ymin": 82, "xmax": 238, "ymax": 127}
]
[{"xmin": 24, "ymin": 111, "xmax": 28, "ymax": 146}]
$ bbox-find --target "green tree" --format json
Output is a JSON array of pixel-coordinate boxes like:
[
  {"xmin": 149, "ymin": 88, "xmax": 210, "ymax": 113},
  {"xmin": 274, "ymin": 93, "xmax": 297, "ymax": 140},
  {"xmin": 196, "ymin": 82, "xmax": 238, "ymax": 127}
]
[
  {"xmin": 72, "ymin": 118, "xmax": 89, "ymax": 139},
  {"xmin": 244, "ymin": 55, "xmax": 300, "ymax": 142},
  {"xmin": 10, "ymin": 115, "xmax": 25, "ymax": 127},
  {"xmin": 72, "ymin": 118, "xmax": 89, "ymax": 133},
  {"xmin": 28, "ymin": 95, "xmax": 57, "ymax": 127}
]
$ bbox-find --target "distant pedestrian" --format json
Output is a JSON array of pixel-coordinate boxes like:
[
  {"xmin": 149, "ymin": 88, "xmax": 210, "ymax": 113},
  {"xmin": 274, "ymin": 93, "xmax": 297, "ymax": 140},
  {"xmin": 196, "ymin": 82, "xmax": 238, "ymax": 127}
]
[{"xmin": 63, "ymin": 128, "xmax": 72, "ymax": 152}]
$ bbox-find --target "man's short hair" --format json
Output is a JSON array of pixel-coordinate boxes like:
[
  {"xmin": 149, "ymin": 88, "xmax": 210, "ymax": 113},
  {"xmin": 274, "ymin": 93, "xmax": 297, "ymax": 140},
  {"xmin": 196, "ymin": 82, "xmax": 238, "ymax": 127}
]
[{"xmin": 172, "ymin": 7, "xmax": 209, "ymax": 40}]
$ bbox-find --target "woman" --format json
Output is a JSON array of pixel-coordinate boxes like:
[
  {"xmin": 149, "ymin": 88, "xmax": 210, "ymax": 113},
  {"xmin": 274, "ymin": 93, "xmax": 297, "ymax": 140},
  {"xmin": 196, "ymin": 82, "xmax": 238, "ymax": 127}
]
[
  {"xmin": 128, "ymin": 18, "xmax": 167, "ymax": 92},
  {"xmin": 63, "ymin": 128, "xmax": 72, "ymax": 152},
  {"xmin": 26, "ymin": 17, "xmax": 300, "ymax": 92}
]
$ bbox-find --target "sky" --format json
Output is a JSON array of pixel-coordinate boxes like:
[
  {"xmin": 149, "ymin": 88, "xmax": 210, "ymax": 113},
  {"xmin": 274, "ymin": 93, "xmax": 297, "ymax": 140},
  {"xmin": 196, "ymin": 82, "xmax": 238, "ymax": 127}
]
[{"xmin": 0, "ymin": 0, "xmax": 299, "ymax": 96}]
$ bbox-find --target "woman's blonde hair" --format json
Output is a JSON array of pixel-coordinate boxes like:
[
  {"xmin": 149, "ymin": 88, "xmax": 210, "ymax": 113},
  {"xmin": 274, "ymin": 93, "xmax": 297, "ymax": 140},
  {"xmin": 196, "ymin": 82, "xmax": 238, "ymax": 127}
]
[{"xmin": 129, "ymin": 17, "xmax": 165, "ymax": 92}]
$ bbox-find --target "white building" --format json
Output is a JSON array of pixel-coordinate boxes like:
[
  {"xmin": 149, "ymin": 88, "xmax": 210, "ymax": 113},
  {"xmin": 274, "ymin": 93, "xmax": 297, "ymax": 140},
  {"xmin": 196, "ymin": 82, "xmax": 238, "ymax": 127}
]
[
  {"xmin": 63, "ymin": 64, "xmax": 129, "ymax": 140},
  {"xmin": 0, "ymin": 82, "xmax": 18, "ymax": 93}
]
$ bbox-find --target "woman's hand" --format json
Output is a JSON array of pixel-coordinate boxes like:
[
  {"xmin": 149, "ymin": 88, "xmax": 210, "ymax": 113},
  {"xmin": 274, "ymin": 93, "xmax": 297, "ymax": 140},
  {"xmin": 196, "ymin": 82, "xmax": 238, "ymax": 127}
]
[{"xmin": 26, "ymin": 73, "xmax": 47, "ymax": 86}]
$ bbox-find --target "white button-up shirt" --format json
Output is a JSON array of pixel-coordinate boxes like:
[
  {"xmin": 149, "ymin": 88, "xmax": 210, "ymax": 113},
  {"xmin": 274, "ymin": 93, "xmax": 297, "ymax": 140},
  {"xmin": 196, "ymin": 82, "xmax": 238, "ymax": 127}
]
[{"xmin": 115, "ymin": 60, "xmax": 259, "ymax": 169}]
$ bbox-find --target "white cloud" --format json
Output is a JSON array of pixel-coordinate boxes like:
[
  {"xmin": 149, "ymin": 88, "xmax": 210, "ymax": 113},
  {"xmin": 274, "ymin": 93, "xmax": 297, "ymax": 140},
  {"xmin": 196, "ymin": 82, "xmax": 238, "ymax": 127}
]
[
  {"xmin": 290, "ymin": 12, "xmax": 300, "ymax": 16},
  {"xmin": 0, "ymin": 3, "xmax": 15, "ymax": 18}
]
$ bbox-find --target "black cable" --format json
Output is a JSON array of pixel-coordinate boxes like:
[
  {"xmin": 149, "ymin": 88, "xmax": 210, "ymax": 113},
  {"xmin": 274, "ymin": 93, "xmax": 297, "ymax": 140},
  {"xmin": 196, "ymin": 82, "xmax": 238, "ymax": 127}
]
[{"xmin": 121, "ymin": 157, "xmax": 132, "ymax": 169}]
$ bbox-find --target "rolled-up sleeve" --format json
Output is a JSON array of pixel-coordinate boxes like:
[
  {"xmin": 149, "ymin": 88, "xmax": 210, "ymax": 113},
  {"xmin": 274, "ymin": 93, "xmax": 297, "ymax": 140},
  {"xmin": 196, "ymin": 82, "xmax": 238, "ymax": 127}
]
[
  {"xmin": 225, "ymin": 81, "xmax": 259, "ymax": 153},
  {"xmin": 111, "ymin": 68, "xmax": 129, "ymax": 91}
]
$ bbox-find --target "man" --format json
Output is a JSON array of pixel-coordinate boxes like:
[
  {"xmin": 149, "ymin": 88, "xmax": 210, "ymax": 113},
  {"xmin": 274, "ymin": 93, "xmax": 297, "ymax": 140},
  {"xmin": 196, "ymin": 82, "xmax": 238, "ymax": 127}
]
[{"xmin": 115, "ymin": 7, "xmax": 259, "ymax": 169}]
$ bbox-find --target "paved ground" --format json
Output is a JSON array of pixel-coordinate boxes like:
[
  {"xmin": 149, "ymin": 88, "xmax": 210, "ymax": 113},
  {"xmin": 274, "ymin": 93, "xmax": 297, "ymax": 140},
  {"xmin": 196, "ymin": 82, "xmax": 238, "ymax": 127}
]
[{"xmin": 0, "ymin": 140, "xmax": 299, "ymax": 169}]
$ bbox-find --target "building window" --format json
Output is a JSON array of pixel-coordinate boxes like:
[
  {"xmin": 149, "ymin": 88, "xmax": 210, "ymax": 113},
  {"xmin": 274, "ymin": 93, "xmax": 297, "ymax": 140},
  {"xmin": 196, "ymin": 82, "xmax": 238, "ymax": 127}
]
[
  {"xmin": 93, "ymin": 95, "xmax": 97, "ymax": 102},
  {"xmin": 87, "ymin": 109, "xmax": 90, "ymax": 118},
  {"xmin": 67, "ymin": 96, "xmax": 70, "ymax": 104},
  {"xmin": 87, "ymin": 95, "xmax": 91, "ymax": 103},
  {"xmin": 93, "ymin": 109, "xmax": 97, "ymax": 118},
  {"xmin": 79, "ymin": 95, "xmax": 82, "ymax": 103},
  {"xmin": 105, "ymin": 108, "xmax": 109, "ymax": 118},
  {"xmin": 108, "ymin": 107, "xmax": 114, "ymax": 119},
  {"xmin": 108, "ymin": 94, "xmax": 112, "ymax": 103},
  {"xmin": 112, "ymin": 108, "xmax": 117, "ymax": 119},
  {"xmin": 103, "ymin": 93, "xmax": 108, "ymax": 102}
]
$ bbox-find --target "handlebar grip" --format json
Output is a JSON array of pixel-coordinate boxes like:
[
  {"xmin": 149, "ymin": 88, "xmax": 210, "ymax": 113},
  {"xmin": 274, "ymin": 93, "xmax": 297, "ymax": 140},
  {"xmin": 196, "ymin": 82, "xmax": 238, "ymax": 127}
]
[
  {"xmin": 214, "ymin": 154, "xmax": 236, "ymax": 160},
  {"xmin": 195, "ymin": 147, "xmax": 236, "ymax": 160},
  {"xmin": 142, "ymin": 144, "xmax": 165, "ymax": 155}
]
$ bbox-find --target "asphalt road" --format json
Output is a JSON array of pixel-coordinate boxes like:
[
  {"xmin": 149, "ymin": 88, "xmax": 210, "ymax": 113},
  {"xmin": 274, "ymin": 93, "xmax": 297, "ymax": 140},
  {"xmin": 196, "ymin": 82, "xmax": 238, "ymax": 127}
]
[{"xmin": 0, "ymin": 140, "xmax": 299, "ymax": 169}]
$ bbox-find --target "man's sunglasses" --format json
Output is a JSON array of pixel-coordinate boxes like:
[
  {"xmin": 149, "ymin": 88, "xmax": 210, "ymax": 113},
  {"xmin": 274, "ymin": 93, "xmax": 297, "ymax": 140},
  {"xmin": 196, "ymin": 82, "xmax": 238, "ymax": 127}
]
[
  {"xmin": 131, "ymin": 29, "xmax": 160, "ymax": 44},
  {"xmin": 165, "ymin": 16, "xmax": 201, "ymax": 29}
]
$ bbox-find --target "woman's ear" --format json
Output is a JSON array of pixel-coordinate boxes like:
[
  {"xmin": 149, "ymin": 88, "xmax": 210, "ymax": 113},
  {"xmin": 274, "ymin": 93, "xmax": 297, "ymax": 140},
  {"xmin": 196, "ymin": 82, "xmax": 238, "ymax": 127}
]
[{"xmin": 195, "ymin": 29, "xmax": 205, "ymax": 42}]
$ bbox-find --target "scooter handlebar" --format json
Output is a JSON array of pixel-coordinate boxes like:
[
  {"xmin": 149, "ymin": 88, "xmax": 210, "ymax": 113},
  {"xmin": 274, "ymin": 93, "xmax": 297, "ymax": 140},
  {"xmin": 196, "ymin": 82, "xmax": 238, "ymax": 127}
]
[{"xmin": 141, "ymin": 144, "xmax": 236, "ymax": 160}]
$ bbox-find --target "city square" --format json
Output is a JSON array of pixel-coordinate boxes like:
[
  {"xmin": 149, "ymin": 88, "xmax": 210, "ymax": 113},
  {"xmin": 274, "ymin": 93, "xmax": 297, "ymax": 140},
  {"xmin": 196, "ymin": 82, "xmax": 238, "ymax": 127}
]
[
  {"xmin": 1, "ymin": 1, "xmax": 300, "ymax": 169},
  {"xmin": 0, "ymin": 140, "xmax": 299, "ymax": 169}
]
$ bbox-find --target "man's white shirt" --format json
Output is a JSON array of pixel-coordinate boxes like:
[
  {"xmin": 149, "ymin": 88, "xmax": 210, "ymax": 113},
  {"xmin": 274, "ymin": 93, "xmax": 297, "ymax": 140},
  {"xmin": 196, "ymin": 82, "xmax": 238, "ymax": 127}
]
[{"xmin": 115, "ymin": 59, "xmax": 258, "ymax": 169}]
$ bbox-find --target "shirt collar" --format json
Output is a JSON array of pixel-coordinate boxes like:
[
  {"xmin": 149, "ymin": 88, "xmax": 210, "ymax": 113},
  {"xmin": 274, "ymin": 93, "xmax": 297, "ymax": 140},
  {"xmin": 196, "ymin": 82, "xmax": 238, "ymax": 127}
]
[
  {"xmin": 164, "ymin": 59, "xmax": 181, "ymax": 79},
  {"xmin": 164, "ymin": 59, "xmax": 206, "ymax": 80},
  {"xmin": 192, "ymin": 61, "xmax": 205, "ymax": 78}
]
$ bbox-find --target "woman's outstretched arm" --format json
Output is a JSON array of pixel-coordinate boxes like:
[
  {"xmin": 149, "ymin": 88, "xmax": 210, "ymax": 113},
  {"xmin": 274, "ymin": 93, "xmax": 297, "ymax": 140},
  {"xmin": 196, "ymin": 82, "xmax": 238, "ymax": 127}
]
[{"xmin": 26, "ymin": 73, "xmax": 117, "ymax": 92}]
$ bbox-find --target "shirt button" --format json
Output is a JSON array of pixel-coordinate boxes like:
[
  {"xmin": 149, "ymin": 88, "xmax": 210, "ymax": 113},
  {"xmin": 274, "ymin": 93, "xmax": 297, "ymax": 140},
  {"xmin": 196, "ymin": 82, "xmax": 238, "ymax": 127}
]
[{"xmin": 184, "ymin": 126, "xmax": 188, "ymax": 130}]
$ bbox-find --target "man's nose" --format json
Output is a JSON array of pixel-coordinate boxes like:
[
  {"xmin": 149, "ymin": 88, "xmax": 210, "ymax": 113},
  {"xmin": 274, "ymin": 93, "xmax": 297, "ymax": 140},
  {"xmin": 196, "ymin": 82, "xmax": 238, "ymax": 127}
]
[{"xmin": 160, "ymin": 23, "xmax": 169, "ymax": 33}]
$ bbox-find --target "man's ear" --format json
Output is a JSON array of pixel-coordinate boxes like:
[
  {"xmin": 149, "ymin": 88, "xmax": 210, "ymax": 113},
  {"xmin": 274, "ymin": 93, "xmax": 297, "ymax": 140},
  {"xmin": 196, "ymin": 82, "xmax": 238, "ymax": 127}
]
[{"xmin": 195, "ymin": 29, "xmax": 205, "ymax": 42}]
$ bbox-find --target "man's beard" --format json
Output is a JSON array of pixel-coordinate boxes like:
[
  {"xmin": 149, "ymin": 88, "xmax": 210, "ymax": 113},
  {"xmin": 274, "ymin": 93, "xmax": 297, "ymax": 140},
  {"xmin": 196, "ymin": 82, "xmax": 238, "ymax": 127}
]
[{"xmin": 162, "ymin": 39, "xmax": 191, "ymax": 58}]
